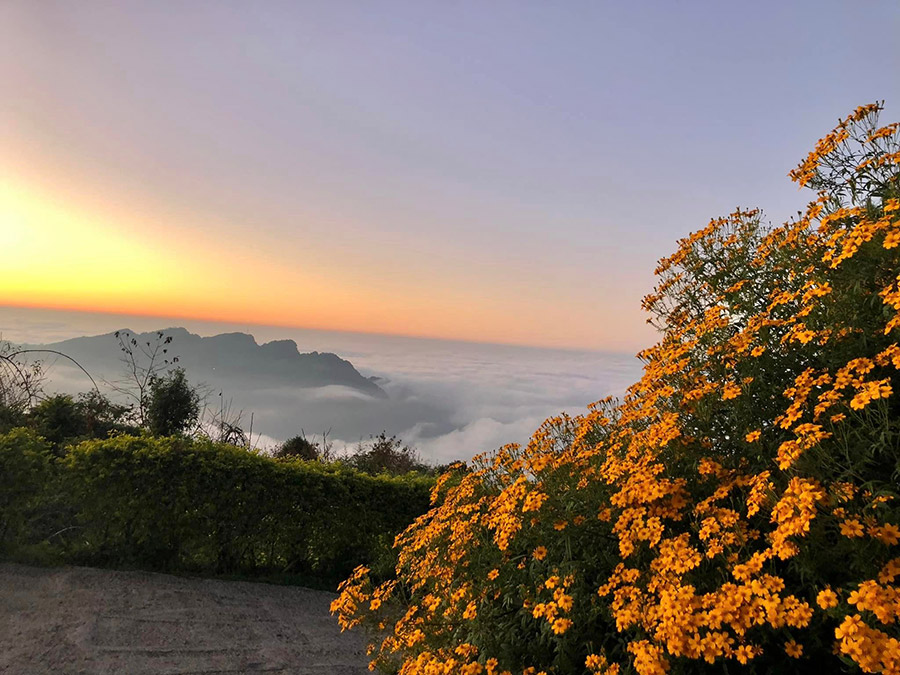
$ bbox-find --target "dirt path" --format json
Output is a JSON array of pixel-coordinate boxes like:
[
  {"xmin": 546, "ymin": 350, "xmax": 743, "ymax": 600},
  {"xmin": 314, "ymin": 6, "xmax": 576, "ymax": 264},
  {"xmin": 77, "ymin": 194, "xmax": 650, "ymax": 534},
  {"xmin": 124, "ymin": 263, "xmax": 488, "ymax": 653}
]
[{"xmin": 0, "ymin": 563, "xmax": 369, "ymax": 674}]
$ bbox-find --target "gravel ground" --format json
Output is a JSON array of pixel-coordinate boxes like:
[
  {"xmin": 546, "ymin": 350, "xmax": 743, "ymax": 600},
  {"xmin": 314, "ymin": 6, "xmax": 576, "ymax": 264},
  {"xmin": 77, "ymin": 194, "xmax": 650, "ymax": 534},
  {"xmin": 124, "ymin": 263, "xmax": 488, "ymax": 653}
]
[{"xmin": 0, "ymin": 563, "xmax": 369, "ymax": 674}]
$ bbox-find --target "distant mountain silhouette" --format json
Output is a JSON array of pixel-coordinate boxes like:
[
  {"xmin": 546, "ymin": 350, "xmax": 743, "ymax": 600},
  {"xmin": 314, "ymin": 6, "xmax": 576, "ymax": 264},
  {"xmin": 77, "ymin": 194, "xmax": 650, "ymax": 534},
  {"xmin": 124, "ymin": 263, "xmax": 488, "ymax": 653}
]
[{"xmin": 32, "ymin": 328, "xmax": 387, "ymax": 398}]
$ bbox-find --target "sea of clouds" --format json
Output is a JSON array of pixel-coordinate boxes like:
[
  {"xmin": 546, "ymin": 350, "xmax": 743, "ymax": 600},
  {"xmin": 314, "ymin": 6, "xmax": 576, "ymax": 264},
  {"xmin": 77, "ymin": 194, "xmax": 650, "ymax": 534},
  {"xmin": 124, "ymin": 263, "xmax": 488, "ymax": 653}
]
[{"xmin": 1, "ymin": 306, "xmax": 644, "ymax": 463}]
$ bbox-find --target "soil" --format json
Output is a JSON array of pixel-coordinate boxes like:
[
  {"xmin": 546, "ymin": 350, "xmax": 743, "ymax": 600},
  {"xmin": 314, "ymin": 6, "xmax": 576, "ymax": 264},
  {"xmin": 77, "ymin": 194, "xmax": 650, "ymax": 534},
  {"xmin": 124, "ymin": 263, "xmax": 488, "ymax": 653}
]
[{"xmin": 0, "ymin": 563, "xmax": 369, "ymax": 674}]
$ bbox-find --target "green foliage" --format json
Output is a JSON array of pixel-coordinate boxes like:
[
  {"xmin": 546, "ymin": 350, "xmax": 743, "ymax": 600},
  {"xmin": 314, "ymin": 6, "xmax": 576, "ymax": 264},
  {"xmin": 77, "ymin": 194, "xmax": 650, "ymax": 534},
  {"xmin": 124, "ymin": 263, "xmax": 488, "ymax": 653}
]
[
  {"xmin": 76, "ymin": 390, "xmax": 134, "ymax": 438},
  {"xmin": 275, "ymin": 435, "xmax": 320, "ymax": 461},
  {"xmin": 146, "ymin": 368, "xmax": 200, "ymax": 437},
  {"xmin": 0, "ymin": 431, "xmax": 432, "ymax": 587},
  {"xmin": 0, "ymin": 401, "xmax": 26, "ymax": 434},
  {"xmin": 348, "ymin": 431, "xmax": 429, "ymax": 476},
  {"xmin": 0, "ymin": 429, "xmax": 52, "ymax": 552},
  {"xmin": 28, "ymin": 395, "xmax": 85, "ymax": 452},
  {"xmin": 26, "ymin": 392, "xmax": 133, "ymax": 453}
]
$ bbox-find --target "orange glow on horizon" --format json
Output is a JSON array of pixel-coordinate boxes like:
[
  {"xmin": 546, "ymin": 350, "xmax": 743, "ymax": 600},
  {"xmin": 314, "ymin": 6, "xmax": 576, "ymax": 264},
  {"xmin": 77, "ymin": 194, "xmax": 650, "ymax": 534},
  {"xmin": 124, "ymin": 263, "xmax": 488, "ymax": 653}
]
[{"xmin": 1, "ymin": 168, "xmax": 649, "ymax": 351}]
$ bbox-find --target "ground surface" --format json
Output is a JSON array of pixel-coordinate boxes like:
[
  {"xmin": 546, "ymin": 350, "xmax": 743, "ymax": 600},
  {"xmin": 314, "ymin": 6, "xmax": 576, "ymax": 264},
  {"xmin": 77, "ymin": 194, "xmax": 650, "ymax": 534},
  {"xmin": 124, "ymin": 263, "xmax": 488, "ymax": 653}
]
[{"xmin": 0, "ymin": 563, "xmax": 369, "ymax": 674}]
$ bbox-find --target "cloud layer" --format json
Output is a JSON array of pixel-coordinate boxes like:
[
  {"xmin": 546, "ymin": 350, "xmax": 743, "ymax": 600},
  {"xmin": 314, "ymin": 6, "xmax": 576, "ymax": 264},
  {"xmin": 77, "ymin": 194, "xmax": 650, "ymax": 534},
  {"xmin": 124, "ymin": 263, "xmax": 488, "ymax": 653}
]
[{"xmin": 3, "ymin": 307, "xmax": 644, "ymax": 463}]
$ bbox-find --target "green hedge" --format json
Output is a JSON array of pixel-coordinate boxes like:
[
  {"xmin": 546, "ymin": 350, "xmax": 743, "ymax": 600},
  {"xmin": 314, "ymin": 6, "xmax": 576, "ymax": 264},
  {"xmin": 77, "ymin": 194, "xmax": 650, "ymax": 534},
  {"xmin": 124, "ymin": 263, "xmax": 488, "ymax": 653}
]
[
  {"xmin": 0, "ymin": 429, "xmax": 52, "ymax": 552},
  {"xmin": 0, "ymin": 430, "xmax": 433, "ymax": 587}
]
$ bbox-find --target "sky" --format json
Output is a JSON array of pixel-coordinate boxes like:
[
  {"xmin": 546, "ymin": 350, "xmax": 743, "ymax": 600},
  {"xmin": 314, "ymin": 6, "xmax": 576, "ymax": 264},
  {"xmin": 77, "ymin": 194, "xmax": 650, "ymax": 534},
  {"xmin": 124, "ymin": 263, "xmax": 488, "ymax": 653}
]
[{"xmin": 1, "ymin": 1, "xmax": 899, "ymax": 350}]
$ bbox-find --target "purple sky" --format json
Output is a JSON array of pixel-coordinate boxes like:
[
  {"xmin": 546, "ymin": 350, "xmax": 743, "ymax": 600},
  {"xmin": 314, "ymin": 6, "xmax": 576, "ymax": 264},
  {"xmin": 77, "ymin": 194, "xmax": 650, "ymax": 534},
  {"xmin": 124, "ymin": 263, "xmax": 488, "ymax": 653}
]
[{"xmin": 2, "ymin": 1, "xmax": 898, "ymax": 349}]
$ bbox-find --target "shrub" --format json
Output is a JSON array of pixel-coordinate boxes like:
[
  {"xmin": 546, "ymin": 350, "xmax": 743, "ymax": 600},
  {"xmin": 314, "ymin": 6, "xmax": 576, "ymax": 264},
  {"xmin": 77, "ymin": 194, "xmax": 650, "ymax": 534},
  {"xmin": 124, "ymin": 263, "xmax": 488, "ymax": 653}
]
[
  {"xmin": 0, "ymin": 429, "xmax": 52, "ymax": 552},
  {"xmin": 29, "ymin": 394, "xmax": 86, "ymax": 453},
  {"xmin": 0, "ymin": 401, "xmax": 27, "ymax": 434},
  {"xmin": 26, "ymin": 392, "xmax": 134, "ymax": 454},
  {"xmin": 76, "ymin": 390, "xmax": 133, "ymax": 439},
  {"xmin": 333, "ymin": 104, "xmax": 900, "ymax": 674},
  {"xmin": 348, "ymin": 431, "xmax": 429, "ymax": 476},
  {"xmin": 146, "ymin": 368, "xmax": 200, "ymax": 436},
  {"xmin": 54, "ymin": 434, "xmax": 432, "ymax": 585},
  {"xmin": 275, "ymin": 435, "xmax": 320, "ymax": 461}
]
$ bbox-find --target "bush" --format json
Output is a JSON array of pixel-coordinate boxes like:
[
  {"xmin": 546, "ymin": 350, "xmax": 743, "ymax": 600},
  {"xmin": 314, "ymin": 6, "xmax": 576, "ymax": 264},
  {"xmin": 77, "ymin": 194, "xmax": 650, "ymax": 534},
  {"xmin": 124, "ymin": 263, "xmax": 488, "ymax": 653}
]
[
  {"xmin": 0, "ymin": 401, "xmax": 27, "ymax": 434},
  {"xmin": 29, "ymin": 394, "xmax": 84, "ymax": 451},
  {"xmin": 0, "ymin": 429, "xmax": 52, "ymax": 552},
  {"xmin": 26, "ymin": 392, "xmax": 132, "ymax": 454},
  {"xmin": 333, "ymin": 104, "xmax": 900, "ymax": 674},
  {"xmin": 146, "ymin": 368, "xmax": 200, "ymax": 436},
  {"xmin": 275, "ymin": 435, "xmax": 320, "ymax": 461},
  {"xmin": 44, "ymin": 434, "xmax": 433, "ymax": 585},
  {"xmin": 76, "ymin": 391, "xmax": 133, "ymax": 439},
  {"xmin": 348, "ymin": 431, "xmax": 429, "ymax": 476}
]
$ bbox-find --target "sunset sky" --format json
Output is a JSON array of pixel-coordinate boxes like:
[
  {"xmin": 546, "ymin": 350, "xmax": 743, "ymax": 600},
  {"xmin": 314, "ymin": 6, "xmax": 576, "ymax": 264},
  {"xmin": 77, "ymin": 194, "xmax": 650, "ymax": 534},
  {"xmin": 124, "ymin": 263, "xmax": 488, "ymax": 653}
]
[{"xmin": 2, "ymin": 1, "xmax": 898, "ymax": 350}]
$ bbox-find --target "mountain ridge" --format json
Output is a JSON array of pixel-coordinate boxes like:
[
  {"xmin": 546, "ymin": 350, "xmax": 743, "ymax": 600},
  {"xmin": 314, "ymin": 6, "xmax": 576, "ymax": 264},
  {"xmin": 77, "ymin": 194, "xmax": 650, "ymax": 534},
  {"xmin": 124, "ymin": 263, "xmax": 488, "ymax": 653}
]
[{"xmin": 29, "ymin": 327, "xmax": 387, "ymax": 398}]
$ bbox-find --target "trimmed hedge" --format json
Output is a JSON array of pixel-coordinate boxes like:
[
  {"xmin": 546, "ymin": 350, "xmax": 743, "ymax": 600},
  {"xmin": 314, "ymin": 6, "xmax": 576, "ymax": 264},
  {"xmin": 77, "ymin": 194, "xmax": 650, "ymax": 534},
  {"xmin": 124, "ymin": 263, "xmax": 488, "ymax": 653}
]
[
  {"xmin": 0, "ymin": 431, "xmax": 433, "ymax": 587},
  {"xmin": 0, "ymin": 429, "xmax": 51, "ymax": 552}
]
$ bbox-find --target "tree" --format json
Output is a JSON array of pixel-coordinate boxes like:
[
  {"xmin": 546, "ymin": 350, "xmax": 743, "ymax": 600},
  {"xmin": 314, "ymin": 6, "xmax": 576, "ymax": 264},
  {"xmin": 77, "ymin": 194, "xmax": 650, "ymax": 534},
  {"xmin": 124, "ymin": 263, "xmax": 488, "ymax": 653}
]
[
  {"xmin": 275, "ymin": 434, "xmax": 320, "ymax": 461},
  {"xmin": 347, "ymin": 431, "xmax": 427, "ymax": 475},
  {"xmin": 28, "ymin": 395, "xmax": 84, "ymax": 452},
  {"xmin": 1, "ymin": 340, "xmax": 101, "ymax": 438},
  {"xmin": 29, "ymin": 392, "xmax": 133, "ymax": 453},
  {"xmin": 110, "ymin": 330, "xmax": 178, "ymax": 426},
  {"xmin": 0, "ymin": 403, "xmax": 26, "ymax": 435},
  {"xmin": 146, "ymin": 368, "xmax": 200, "ymax": 437},
  {"xmin": 76, "ymin": 391, "xmax": 132, "ymax": 438}
]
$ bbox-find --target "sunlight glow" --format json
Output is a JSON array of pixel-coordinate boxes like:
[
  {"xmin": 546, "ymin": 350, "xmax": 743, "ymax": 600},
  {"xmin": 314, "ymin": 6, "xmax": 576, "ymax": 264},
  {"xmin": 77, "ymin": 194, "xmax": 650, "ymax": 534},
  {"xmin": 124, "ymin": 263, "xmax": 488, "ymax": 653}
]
[
  {"xmin": 0, "ymin": 170, "xmax": 647, "ymax": 351},
  {"xmin": 0, "ymin": 180, "xmax": 185, "ymax": 305}
]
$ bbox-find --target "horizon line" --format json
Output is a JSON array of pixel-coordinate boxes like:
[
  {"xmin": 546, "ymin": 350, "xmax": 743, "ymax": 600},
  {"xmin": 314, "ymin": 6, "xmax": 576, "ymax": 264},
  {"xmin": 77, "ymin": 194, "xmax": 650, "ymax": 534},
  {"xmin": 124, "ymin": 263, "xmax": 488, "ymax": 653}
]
[{"xmin": 0, "ymin": 301, "xmax": 642, "ymax": 357}]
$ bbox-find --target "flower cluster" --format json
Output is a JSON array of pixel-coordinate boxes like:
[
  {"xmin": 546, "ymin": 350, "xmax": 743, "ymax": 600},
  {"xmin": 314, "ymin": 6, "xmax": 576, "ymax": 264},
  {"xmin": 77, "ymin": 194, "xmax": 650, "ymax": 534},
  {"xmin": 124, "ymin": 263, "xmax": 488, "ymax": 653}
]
[{"xmin": 332, "ymin": 104, "xmax": 900, "ymax": 674}]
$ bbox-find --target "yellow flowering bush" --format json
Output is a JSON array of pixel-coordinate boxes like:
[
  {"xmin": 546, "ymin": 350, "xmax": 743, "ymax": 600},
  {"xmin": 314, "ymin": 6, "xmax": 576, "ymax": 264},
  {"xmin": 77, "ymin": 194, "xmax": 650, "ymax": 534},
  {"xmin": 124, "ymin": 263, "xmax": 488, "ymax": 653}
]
[{"xmin": 333, "ymin": 103, "xmax": 900, "ymax": 674}]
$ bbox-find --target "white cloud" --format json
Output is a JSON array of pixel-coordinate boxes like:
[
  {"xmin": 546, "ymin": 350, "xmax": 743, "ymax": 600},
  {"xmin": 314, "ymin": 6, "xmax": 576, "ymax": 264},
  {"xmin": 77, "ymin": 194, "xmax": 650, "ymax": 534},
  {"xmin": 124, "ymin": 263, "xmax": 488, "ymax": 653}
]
[
  {"xmin": 3, "ymin": 308, "xmax": 645, "ymax": 463},
  {"xmin": 408, "ymin": 415, "xmax": 549, "ymax": 464},
  {"xmin": 308, "ymin": 385, "xmax": 376, "ymax": 401}
]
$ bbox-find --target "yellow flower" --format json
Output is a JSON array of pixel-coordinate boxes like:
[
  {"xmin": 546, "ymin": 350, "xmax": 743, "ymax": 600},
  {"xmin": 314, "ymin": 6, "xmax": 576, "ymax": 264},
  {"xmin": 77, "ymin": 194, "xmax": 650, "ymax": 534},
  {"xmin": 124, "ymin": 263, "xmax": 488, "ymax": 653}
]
[
  {"xmin": 840, "ymin": 519, "xmax": 865, "ymax": 538},
  {"xmin": 722, "ymin": 382, "xmax": 742, "ymax": 400},
  {"xmin": 785, "ymin": 640, "xmax": 803, "ymax": 658},
  {"xmin": 734, "ymin": 645, "xmax": 756, "ymax": 664},
  {"xmin": 334, "ymin": 105, "xmax": 900, "ymax": 675},
  {"xmin": 550, "ymin": 618, "xmax": 572, "ymax": 634},
  {"xmin": 835, "ymin": 614, "xmax": 863, "ymax": 639},
  {"xmin": 817, "ymin": 587, "xmax": 839, "ymax": 609},
  {"xmin": 555, "ymin": 592, "xmax": 574, "ymax": 612},
  {"xmin": 875, "ymin": 523, "xmax": 900, "ymax": 545}
]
